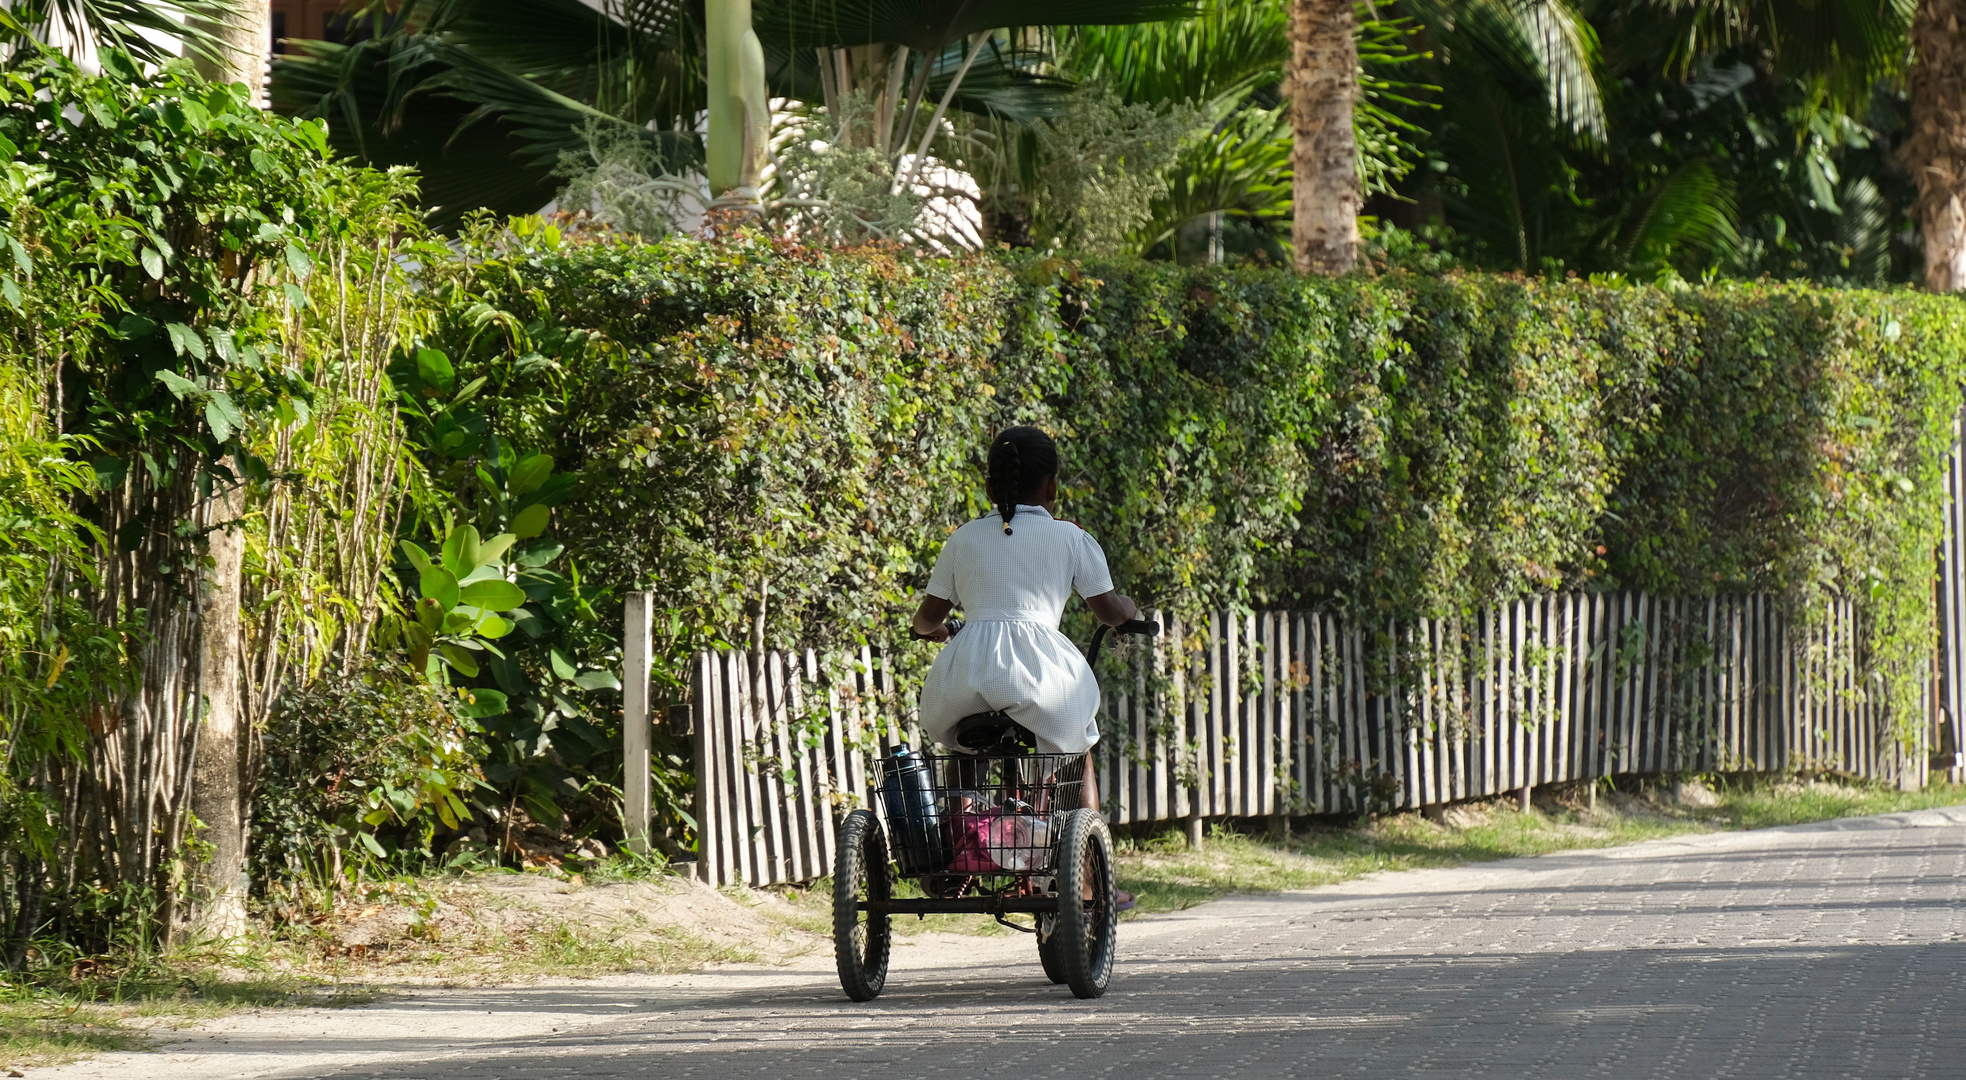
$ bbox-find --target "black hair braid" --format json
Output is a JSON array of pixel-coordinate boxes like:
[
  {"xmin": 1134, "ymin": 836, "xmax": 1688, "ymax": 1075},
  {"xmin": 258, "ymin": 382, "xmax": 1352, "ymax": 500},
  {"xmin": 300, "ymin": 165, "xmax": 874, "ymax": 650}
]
[{"xmin": 986, "ymin": 426, "xmax": 1059, "ymax": 537}]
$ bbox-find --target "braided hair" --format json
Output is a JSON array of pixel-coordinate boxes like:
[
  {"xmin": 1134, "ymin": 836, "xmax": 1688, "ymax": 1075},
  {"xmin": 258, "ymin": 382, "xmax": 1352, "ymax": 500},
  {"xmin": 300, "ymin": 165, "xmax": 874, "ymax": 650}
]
[{"xmin": 986, "ymin": 426, "xmax": 1059, "ymax": 536}]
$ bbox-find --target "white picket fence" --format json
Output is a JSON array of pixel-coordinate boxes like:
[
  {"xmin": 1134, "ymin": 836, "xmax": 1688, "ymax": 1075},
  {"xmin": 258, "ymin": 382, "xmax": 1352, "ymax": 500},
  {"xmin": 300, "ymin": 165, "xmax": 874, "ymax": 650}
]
[{"xmin": 676, "ymin": 591, "xmax": 1928, "ymax": 888}]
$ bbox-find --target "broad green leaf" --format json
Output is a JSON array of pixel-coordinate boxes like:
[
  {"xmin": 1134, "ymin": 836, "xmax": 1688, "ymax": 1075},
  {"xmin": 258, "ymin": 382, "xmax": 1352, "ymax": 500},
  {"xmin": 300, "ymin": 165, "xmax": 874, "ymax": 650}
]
[
  {"xmin": 207, "ymin": 328, "xmax": 236, "ymax": 364},
  {"xmin": 508, "ymin": 453, "xmax": 554, "ymax": 498},
  {"xmin": 404, "ymin": 620, "xmax": 435, "ymax": 652},
  {"xmin": 458, "ymin": 688, "xmax": 509, "ymax": 718},
  {"xmin": 359, "ymin": 831, "xmax": 387, "ymax": 855},
  {"xmin": 420, "ymin": 565, "xmax": 460, "ymax": 611},
  {"xmin": 475, "ymin": 613, "xmax": 515, "ymax": 639},
  {"xmin": 458, "ymin": 578, "xmax": 526, "ymax": 611},
  {"xmin": 416, "ymin": 347, "xmax": 456, "ymax": 392},
  {"xmin": 451, "ymin": 375, "xmax": 490, "ymax": 407},
  {"xmin": 516, "ymin": 542, "xmax": 564, "ymax": 568},
  {"xmin": 165, "ymin": 323, "xmax": 206, "ymax": 359},
  {"xmin": 458, "ymin": 564, "xmax": 504, "ymax": 585},
  {"xmin": 178, "ymin": 97, "xmax": 209, "ymax": 131},
  {"xmin": 549, "ymin": 648, "xmax": 577, "ymax": 681},
  {"xmin": 441, "ymin": 525, "xmax": 480, "ymax": 577},
  {"xmin": 154, "ymin": 369, "xmax": 201, "ymax": 400},
  {"xmin": 400, "ymin": 539, "xmax": 434, "ymax": 576},
  {"xmin": 475, "ymin": 532, "xmax": 518, "ymax": 567},
  {"xmin": 141, "ymin": 245, "xmax": 164, "ymax": 281},
  {"xmin": 573, "ymin": 669, "xmax": 622, "ymax": 691},
  {"xmin": 204, "ymin": 393, "xmax": 243, "ymax": 443},
  {"xmin": 0, "ymin": 275, "xmax": 17, "ymax": 312},
  {"xmin": 284, "ymin": 242, "xmax": 314, "ymax": 281},
  {"xmin": 438, "ymin": 643, "xmax": 481, "ymax": 678},
  {"xmin": 511, "ymin": 503, "xmax": 551, "ymax": 539}
]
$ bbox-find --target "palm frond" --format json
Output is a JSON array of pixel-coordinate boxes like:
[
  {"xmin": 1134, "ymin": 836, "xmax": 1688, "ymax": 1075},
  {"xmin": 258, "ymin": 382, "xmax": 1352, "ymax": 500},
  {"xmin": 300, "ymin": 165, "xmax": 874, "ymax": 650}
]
[
  {"xmin": 756, "ymin": 0, "xmax": 1199, "ymax": 52},
  {"xmin": 1604, "ymin": 0, "xmax": 1912, "ymax": 104},
  {"xmin": 273, "ymin": 36, "xmax": 695, "ymax": 229},
  {"xmin": 1064, "ymin": 0, "xmax": 1289, "ymax": 105},
  {"xmin": 1618, "ymin": 157, "xmax": 1740, "ymax": 266},
  {"xmin": 1140, "ymin": 102, "xmax": 1292, "ymax": 253},
  {"xmin": 1410, "ymin": 0, "xmax": 1606, "ymax": 143},
  {"xmin": 3, "ymin": 0, "xmax": 235, "ymax": 65}
]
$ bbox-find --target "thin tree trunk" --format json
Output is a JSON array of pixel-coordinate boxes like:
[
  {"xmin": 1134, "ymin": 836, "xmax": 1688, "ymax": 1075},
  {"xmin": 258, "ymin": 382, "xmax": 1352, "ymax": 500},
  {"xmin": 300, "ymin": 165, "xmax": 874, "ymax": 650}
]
[
  {"xmin": 1909, "ymin": 0, "xmax": 1966, "ymax": 291},
  {"xmin": 185, "ymin": 3, "xmax": 261, "ymax": 941},
  {"xmin": 190, "ymin": 0, "xmax": 268, "ymax": 101},
  {"xmin": 189, "ymin": 482, "xmax": 247, "ymax": 939},
  {"xmin": 1290, "ymin": 0, "xmax": 1361, "ymax": 276}
]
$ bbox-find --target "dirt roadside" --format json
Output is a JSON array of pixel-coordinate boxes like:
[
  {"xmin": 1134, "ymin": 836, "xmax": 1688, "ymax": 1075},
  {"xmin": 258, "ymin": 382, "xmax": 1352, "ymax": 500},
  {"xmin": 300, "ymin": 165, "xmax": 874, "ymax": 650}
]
[{"xmin": 29, "ymin": 924, "xmax": 1030, "ymax": 1080}]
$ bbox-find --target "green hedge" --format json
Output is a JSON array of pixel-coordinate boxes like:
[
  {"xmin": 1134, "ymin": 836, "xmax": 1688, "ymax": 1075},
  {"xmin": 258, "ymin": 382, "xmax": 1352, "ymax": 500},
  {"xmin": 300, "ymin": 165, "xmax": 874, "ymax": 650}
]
[{"xmin": 416, "ymin": 230, "xmax": 1966, "ymax": 739}]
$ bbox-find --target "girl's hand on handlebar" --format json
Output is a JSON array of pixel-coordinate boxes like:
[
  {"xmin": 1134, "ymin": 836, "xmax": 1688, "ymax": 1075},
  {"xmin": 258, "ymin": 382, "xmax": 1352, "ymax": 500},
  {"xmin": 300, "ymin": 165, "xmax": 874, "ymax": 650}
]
[
  {"xmin": 1085, "ymin": 590, "xmax": 1140, "ymax": 627},
  {"xmin": 911, "ymin": 594, "xmax": 955, "ymax": 641}
]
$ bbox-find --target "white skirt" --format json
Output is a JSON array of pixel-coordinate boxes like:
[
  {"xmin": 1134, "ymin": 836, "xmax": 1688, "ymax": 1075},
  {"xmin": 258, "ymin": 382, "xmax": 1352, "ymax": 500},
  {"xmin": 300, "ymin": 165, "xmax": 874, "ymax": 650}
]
[{"xmin": 918, "ymin": 619, "xmax": 1101, "ymax": 755}]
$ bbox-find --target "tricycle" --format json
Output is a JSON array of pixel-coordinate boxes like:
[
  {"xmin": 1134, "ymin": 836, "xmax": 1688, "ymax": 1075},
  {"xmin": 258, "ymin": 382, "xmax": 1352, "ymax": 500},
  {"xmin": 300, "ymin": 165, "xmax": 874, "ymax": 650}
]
[{"xmin": 832, "ymin": 617, "xmax": 1159, "ymax": 1001}]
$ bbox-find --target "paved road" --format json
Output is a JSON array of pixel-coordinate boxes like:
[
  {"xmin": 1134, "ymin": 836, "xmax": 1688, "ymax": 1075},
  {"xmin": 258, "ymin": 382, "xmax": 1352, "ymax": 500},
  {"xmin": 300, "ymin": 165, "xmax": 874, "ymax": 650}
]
[{"xmin": 46, "ymin": 807, "xmax": 1966, "ymax": 1080}]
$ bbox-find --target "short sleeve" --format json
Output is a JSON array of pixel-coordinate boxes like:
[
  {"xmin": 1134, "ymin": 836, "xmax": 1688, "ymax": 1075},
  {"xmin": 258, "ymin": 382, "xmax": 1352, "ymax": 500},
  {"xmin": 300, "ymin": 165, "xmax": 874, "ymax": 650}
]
[
  {"xmin": 1072, "ymin": 528, "xmax": 1116, "ymax": 598},
  {"xmin": 925, "ymin": 532, "xmax": 961, "ymax": 604}
]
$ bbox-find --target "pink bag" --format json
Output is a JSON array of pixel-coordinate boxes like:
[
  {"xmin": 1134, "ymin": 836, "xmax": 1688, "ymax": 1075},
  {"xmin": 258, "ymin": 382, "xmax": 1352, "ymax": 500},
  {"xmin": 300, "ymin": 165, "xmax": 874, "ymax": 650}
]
[{"xmin": 945, "ymin": 810, "xmax": 1051, "ymax": 873}]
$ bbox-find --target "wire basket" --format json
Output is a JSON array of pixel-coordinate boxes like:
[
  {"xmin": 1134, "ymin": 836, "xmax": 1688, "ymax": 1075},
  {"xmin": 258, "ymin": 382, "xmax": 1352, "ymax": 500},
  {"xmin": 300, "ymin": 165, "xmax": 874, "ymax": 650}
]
[{"xmin": 871, "ymin": 751, "xmax": 1086, "ymax": 882}]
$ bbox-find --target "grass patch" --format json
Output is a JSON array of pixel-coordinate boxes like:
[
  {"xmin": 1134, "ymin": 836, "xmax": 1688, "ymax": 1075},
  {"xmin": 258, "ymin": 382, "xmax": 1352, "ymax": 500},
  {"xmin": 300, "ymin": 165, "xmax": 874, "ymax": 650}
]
[{"xmin": 1117, "ymin": 774, "xmax": 1966, "ymax": 914}]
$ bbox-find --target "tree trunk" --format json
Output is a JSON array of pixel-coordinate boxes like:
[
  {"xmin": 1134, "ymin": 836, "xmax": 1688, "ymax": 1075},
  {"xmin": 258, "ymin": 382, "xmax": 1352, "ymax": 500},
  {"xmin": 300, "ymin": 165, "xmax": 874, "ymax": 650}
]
[
  {"xmin": 190, "ymin": 0, "xmax": 268, "ymax": 101},
  {"xmin": 183, "ymin": 3, "xmax": 261, "ymax": 943},
  {"xmin": 1289, "ymin": 0, "xmax": 1361, "ymax": 276},
  {"xmin": 1909, "ymin": 0, "xmax": 1966, "ymax": 291},
  {"xmin": 188, "ymin": 482, "xmax": 247, "ymax": 940}
]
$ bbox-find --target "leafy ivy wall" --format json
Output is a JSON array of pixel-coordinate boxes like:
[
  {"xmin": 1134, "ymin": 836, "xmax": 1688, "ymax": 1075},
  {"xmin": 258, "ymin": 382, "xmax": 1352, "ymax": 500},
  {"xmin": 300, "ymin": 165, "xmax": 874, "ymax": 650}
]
[{"xmin": 424, "ymin": 231, "xmax": 1966, "ymax": 753}]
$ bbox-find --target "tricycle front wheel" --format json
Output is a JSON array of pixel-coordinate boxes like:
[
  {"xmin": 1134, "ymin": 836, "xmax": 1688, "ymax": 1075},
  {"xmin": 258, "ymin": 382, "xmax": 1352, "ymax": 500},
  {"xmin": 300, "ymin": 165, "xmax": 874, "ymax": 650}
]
[{"xmin": 833, "ymin": 808, "xmax": 892, "ymax": 1001}]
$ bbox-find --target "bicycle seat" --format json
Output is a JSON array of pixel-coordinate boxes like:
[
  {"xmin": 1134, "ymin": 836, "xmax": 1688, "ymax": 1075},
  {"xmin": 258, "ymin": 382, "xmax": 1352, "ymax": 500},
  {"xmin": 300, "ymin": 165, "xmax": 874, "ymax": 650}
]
[{"xmin": 951, "ymin": 711, "xmax": 1037, "ymax": 754}]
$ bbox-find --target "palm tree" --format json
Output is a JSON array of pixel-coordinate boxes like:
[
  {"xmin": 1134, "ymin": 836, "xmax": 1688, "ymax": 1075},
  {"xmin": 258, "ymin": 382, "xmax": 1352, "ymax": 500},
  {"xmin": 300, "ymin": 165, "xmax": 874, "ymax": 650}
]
[
  {"xmin": 1908, "ymin": 0, "xmax": 1966, "ymax": 291},
  {"xmin": 1290, "ymin": 0, "xmax": 1362, "ymax": 273},
  {"xmin": 1594, "ymin": 0, "xmax": 1957, "ymax": 288},
  {"xmin": 1065, "ymin": 1, "xmax": 1431, "ymax": 263},
  {"xmin": 1284, "ymin": 0, "xmax": 1605, "ymax": 275},
  {"xmin": 270, "ymin": 0, "xmax": 1194, "ymax": 230}
]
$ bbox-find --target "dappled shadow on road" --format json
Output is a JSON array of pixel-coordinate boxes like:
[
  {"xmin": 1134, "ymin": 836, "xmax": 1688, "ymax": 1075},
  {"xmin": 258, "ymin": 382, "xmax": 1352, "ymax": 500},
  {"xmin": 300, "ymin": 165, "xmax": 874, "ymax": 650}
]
[{"xmin": 260, "ymin": 938, "xmax": 1966, "ymax": 1080}]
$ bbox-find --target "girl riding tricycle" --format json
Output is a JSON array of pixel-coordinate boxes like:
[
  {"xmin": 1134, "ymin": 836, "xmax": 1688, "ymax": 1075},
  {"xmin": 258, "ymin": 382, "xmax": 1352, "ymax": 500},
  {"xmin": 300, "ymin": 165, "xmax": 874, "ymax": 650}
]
[{"xmin": 833, "ymin": 427, "xmax": 1155, "ymax": 1001}]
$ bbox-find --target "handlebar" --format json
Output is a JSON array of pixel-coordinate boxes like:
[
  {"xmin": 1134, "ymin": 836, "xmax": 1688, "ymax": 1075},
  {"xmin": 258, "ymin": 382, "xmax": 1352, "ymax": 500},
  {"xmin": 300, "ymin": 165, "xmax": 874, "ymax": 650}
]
[{"xmin": 1086, "ymin": 617, "xmax": 1159, "ymax": 659}]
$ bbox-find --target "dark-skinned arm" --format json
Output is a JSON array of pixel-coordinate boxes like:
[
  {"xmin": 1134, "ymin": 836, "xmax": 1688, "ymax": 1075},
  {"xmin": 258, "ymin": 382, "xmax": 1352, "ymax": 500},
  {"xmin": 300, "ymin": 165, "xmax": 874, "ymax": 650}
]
[
  {"xmin": 1084, "ymin": 590, "xmax": 1140, "ymax": 627},
  {"xmin": 911, "ymin": 595, "xmax": 955, "ymax": 641}
]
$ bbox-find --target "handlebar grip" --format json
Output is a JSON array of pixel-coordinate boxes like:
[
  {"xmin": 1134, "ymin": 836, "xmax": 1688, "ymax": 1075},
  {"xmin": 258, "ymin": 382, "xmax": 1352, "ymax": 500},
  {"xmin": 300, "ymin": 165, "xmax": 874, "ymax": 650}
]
[{"xmin": 1118, "ymin": 618, "xmax": 1160, "ymax": 637}]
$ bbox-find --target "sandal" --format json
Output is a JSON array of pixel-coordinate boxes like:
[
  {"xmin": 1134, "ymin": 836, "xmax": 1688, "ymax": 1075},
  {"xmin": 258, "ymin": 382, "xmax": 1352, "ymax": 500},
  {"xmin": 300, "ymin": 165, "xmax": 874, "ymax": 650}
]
[{"xmin": 1115, "ymin": 889, "xmax": 1137, "ymax": 912}]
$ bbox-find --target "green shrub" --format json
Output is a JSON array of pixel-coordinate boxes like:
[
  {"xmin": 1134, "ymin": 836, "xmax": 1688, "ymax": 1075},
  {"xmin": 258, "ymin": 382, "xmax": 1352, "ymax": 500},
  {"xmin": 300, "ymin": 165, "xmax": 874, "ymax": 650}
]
[
  {"xmin": 251, "ymin": 670, "xmax": 483, "ymax": 911},
  {"xmin": 410, "ymin": 228, "xmax": 1966, "ymax": 760}
]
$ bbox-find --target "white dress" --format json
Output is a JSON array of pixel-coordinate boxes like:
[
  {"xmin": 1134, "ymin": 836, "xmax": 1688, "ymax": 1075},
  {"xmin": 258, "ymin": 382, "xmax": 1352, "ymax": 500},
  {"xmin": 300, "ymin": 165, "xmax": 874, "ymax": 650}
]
[{"xmin": 918, "ymin": 505, "xmax": 1116, "ymax": 755}]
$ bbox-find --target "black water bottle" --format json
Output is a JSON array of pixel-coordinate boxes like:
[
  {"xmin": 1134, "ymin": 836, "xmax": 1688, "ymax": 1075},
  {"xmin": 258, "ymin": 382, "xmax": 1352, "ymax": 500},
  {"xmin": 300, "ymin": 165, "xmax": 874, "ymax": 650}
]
[{"xmin": 879, "ymin": 749, "xmax": 946, "ymax": 873}]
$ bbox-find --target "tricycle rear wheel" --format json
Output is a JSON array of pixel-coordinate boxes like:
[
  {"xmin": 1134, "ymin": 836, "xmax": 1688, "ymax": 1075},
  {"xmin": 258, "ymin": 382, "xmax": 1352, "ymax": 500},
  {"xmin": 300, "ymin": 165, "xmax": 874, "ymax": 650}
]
[
  {"xmin": 1037, "ymin": 917, "xmax": 1068, "ymax": 983},
  {"xmin": 833, "ymin": 808, "xmax": 891, "ymax": 1001},
  {"xmin": 1050, "ymin": 808, "xmax": 1117, "ymax": 998}
]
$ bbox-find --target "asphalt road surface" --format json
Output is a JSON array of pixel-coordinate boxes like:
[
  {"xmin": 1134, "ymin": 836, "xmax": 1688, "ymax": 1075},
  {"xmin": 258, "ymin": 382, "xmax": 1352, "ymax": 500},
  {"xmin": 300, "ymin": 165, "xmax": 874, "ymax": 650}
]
[{"xmin": 44, "ymin": 806, "xmax": 1966, "ymax": 1080}]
